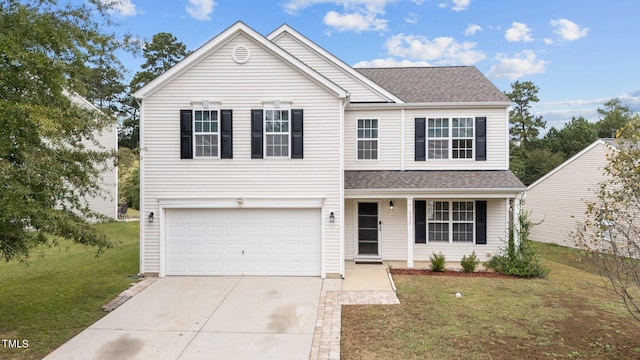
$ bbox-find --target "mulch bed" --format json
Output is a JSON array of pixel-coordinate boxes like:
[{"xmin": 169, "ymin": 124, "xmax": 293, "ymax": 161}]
[{"xmin": 389, "ymin": 268, "xmax": 516, "ymax": 278}]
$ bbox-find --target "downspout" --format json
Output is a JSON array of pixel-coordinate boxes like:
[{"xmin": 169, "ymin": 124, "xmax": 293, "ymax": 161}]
[
  {"xmin": 339, "ymin": 95, "xmax": 348, "ymax": 279},
  {"xmin": 136, "ymin": 98, "xmax": 145, "ymax": 277}
]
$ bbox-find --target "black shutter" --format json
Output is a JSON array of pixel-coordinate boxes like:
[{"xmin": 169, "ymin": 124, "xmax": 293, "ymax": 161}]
[
  {"xmin": 180, "ymin": 110, "xmax": 193, "ymax": 159},
  {"xmin": 220, "ymin": 109, "xmax": 233, "ymax": 159},
  {"xmin": 291, "ymin": 109, "xmax": 303, "ymax": 159},
  {"xmin": 251, "ymin": 109, "xmax": 263, "ymax": 159},
  {"xmin": 415, "ymin": 200, "xmax": 427, "ymax": 244},
  {"xmin": 415, "ymin": 118, "xmax": 426, "ymax": 161},
  {"xmin": 475, "ymin": 117, "xmax": 487, "ymax": 161},
  {"xmin": 476, "ymin": 200, "xmax": 487, "ymax": 244}
]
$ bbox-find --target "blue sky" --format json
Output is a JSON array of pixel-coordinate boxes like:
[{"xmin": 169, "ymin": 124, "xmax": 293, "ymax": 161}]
[{"xmin": 104, "ymin": 0, "xmax": 640, "ymax": 131}]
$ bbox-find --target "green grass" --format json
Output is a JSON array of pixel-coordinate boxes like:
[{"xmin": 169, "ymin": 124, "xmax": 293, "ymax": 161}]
[
  {"xmin": 0, "ymin": 221, "xmax": 140, "ymax": 360},
  {"xmin": 342, "ymin": 241, "xmax": 640, "ymax": 360}
]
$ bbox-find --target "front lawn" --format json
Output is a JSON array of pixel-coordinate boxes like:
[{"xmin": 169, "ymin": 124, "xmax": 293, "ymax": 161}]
[
  {"xmin": 342, "ymin": 242, "xmax": 640, "ymax": 359},
  {"xmin": 0, "ymin": 221, "xmax": 140, "ymax": 360}
]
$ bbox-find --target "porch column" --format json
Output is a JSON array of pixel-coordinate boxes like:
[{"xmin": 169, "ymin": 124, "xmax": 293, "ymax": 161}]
[
  {"xmin": 406, "ymin": 196, "xmax": 414, "ymax": 268},
  {"xmin": 513, "ymin": 195, "xmax": 522, "ymax": 245}
]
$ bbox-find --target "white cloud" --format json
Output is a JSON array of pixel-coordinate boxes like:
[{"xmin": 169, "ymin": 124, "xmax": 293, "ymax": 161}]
[
  {"xmin": 405, "ymin": 12, "xmax": 418, "ymax": 24},
  {"xmin": 550, "ymin": 18, "xmax": 589, "ymax": 41},
  {"xmin": 465, "ymin": 24, "xmax": 482, "ymax": 36},
  {"xmin": 282, "ymin": 0, "xmax": 399, "ymax": 32},
  {"xmin": 353, "ymin": 57, "xmax": 432, "ymax": 67},
  {"xmin": 505, "ymin": 22, "xmax": 533, "ymax": 42},
  {"xmin": 385, "ymin": 33, "xmax": 486, "ymax": 65},
  {"xmin": 543, "ymin": 38, "xmax": 554, "ymax": 45},
  {"xmin": 100, "ymin": 0, "xmax": 137, "ymax": 17},
  {"xmin": 324, "ymin": 10, "xmax": 388, "ymax": 32},
  {"xmin": 452, "ymin": 0, "xmax": 471, "ymax": 11},
  {"xmin": 487, "ymin": 50, "xmax": 548, "ymax": 80},
  {"xmin": 186, "ymin": 0, "xmax": 216, "ymax": 21}
]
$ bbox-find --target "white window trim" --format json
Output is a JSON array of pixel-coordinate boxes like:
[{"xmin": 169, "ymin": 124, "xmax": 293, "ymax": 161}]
[
  {"xmin": 193, "ymin": 108, "xmax": 220, "ymax": 159},
  {"xmin": 356, "ymin": 118, "xmax": 379, "ymax": 161},
  {"xmin": 263, "ymin": 107, "xmax": 291, "ymax": 159},
  {"xmin": 426, "ymin": 116, "xmax": 476, "ymax": 161},
  {"xmin": 451, "ymin": 117, "xmax": 475, "ymax": 160},
  {"xmin": 426, "ymin": 200, "xmax": 475, "ymax": 244}
]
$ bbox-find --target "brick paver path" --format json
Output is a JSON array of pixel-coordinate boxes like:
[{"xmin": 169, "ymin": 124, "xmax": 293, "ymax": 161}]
[{"xmin": 309, "ymin": 290, "xmax": 400, "ymax": 360}]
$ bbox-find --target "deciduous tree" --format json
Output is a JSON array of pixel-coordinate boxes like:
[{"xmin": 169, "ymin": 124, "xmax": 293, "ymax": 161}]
[
  {"xmin": 572, "ymin": 116, "xmax": 640, "ymax": 321},
  {"xmin": 0, "ymin": 0, "xmax": 126, "ymax": 261}
]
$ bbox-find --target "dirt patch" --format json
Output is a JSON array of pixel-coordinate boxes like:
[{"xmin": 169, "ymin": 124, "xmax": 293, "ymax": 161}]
[{"xmin": 390, "ymin": 268, "xmax": 516, "ymax": 279}]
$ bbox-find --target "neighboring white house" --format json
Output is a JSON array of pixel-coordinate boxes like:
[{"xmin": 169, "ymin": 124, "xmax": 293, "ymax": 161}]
[
  {"xmin": 70, "ymin": 94, "xmax": 118, "ymax": 220},
  {"xmin": 525, "ymin": 139, "xmax": 613, "ymax": 248},
  {"xmin": 133, "ymin": 22, "xmax": 525, "ymax": 278}
]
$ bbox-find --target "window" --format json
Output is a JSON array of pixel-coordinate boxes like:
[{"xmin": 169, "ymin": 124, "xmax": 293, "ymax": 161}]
[
  {"xmin": 428, "ymin": 201, "xmax": 449, "ymax": 242},
  {"xmin": 427, "ymin": 117, "xmax": 474, "ymax": 159},
  {"xmin": 427, "ymin": 118, "xmax": 448, "ymax": 159},
  {"xmin": 357, "ymin": 118, "xmax": 378, "ymax": 160},
  {"xmin": 194, "ymin": 110, "xmax": 219, "ymax": 157},
  {"xmin": 452, "ymin": 201, "xmax": 474, "ymax": 242},
  {"xmin": 265, "ymin": 109, "xmax": 289, "ymax": 157},
  {"xmin": 426, "ymin": 201, "xmax": 474, "ymax": 243},
  {"xmin": 452, "ymin": 117, "xmax": 474, "ymax": 159}
]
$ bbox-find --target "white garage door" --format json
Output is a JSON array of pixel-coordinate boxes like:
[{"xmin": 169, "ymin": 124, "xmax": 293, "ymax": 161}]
[{"xmin": 165, "ymin": 208, "xmax": 322, "ymax": 276}]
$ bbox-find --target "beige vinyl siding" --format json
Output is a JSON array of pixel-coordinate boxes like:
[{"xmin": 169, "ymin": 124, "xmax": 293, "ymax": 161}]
[
  {"xmin": 344, "ymin": 199, "xmax": 355, "ymax": 259},
  {"xmin": 345, "ymin": 109, "xmax": 402, "ymax": 170},
  {"xmin": 413, "ymin": 199, "xmax": 507, "ymax": 262},
  {"xmin": 141, "ymin": 34, "xmax": 342, "ymax": 275},
  {"xmin": 272, "ymin": 33, "xmax": 390, "ymax": 103},
  {"xmin": 380, "ymin": 198, "xmax": 408, "ymax": 260},
  {"xmin": 83, "ymin": 124, "xmax": 118, "ymax": 219},
  {"xmin": 526, "ymin": 142, "xmax": 609, "ymax": 247},
  {"xmin": 403, "ymin": 107, "xmax": 508, "ymax": 170}
]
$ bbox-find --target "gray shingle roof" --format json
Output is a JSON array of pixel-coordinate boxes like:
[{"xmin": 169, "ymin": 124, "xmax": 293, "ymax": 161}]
[
  {"xmin": 345, "ymin": 170, "xmax": 525, "ymax": 191},
  {"xmin": 354, "ymin": 66, "xmax": 510, "ymax": 103}
]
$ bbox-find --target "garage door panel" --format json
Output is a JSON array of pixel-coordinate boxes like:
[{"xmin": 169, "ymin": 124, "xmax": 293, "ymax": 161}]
[{"xmin": 165, "ymin": 208, "xmax": 321, "ymax": 276}]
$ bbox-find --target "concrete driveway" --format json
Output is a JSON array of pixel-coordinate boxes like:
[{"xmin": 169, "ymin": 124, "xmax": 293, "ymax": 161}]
[{"xmin": 44, "ymin": 277, "xmax": 322, "ymax": 360}]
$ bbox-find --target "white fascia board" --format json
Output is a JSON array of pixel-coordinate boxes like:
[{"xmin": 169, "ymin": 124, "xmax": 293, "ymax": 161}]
[
  {"xmin": 267, "ymin": 24, "xmax": 404, "ymax": 104},
  {"xmin": 346, "ymin": 101, "xmax": 511, "ymax": 110},
  {"xmin": 345, "ymin": 188, "xmax": 525, "ymax": 199},
  {"xmin": 134, "ymin": 21, "xmax": 348, "ymax": 100},
  {"xmin": 526, "ymin": 139, "xmax": 607, "ymax": 191}
]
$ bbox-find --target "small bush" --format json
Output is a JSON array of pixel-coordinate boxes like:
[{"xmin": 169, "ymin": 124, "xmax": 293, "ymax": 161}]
[
  {"xmin": 429, "ymin": 252, "xmax": 446, "ymax": 272},
  {"xmin": 461, "ymin": 251, "xmax": 479, "ymax": 273},
  {"xmin": 486, "ymin": 204, "xmax": 549, "ymax": 278}
]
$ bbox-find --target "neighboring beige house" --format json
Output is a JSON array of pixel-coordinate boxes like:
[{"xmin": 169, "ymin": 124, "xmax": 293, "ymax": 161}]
[
  {"xmin": 525, "ymin": 139, "xmax": 613, "ymax": 247},
  {"xmin": 70, "ymin": 94, "xmax": 118, "ymax": 220},
  {"xmin": 133, "ymin": 22, "xmax": 525, "ymax": 278}
]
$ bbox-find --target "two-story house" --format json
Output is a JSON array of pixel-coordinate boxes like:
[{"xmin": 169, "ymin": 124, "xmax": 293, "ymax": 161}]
[{"xmin": 134, "ymin": 22, "xmax": 525, "ymax": 278}]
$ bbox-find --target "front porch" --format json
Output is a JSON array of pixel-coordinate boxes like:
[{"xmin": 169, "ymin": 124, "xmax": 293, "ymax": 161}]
[{"xmin": 343, "ymin": 170, "xmax": 526, "ymax": 267}]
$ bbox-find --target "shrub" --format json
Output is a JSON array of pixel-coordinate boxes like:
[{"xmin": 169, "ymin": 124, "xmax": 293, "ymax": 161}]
[
  {"xmin": 486, "ymin": 204, "xmax": 550, "ymax": 278},
  {"xmin": 429, "ymin": 252, "xmax": 446, "ymax": 272},
  {"xmin": 461, "ymin": 251, "xmax": 479, "ymax": 273}
]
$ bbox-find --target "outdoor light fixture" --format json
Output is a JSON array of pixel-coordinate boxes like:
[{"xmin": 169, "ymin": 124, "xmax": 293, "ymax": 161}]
[
  {"xmin": 329, "ymin": 211, "xmax": 335, "ymax": 223},
  {"xmin": 148, "ymin": 212, "xmax": 154, "ymax": 223},
  {"xmin": 389, "ymin": 200, "xmax": 394, "ymax": 210}
]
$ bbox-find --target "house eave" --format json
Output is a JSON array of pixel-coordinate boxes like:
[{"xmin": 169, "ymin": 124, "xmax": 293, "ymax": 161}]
[
  {"xmin": 345, "ymin": 188, "xmax": 526, "ymax": 199},
  {"xmin": 345, "ymin": 101, "xmax": 511, "ymax": 110}
]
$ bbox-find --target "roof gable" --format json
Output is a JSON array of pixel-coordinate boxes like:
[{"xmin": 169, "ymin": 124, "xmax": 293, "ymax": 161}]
[
  {"xmin": 527, "ymin": 139, "xmax": 612, "ymax": 191},
  {"xmin": 134, "ymin": 22, "xmax": 348, "ymax": 100},
  {"xmin": 355, "ymin": 66, "xmax": 510, "ymax": 104},
  {"xmin": 267, "ymin": 25, "xmax": 403, "ymax": 104}
]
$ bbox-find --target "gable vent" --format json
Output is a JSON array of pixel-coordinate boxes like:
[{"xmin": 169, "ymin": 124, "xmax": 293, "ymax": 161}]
[{"xmin": 232, "ymin": 45, "xmax": 250, "ymax": 64}]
